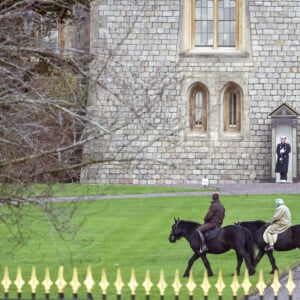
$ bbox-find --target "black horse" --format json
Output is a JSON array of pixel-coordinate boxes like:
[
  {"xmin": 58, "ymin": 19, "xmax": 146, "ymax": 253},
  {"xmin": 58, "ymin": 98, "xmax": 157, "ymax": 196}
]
[
  {"xmin": 168, "ymin": 218, "xmax": 256, "ymax": 277},
  {"xmin": 237, "ymin": 220, "xmax": 300, "ymax": 274}
]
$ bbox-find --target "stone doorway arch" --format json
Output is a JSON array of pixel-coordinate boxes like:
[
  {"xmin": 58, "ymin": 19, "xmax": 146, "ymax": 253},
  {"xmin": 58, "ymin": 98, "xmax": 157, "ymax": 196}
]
[{"xmin": 270, "ymin": 103, "xmax": 298, "ymax": 183}]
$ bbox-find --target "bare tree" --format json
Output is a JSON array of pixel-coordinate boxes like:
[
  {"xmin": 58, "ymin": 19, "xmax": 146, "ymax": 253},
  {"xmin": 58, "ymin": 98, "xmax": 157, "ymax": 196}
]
[
  {"xmin": 0, "ymin": 0, "xmax": 93, "ymax": 241},
  {"xmin": 0, "ymin": 0, "xmax": 92, "ymax": 184},
  {"xmin": 0, "ymin": 0, "xmax": 184, "ymax": 241}
]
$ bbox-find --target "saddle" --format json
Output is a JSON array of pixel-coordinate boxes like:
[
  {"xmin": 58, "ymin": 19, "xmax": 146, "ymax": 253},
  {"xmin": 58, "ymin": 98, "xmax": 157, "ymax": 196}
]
[{"xmin": 204, "ymin": 227, "xmax": 221, "ymax": 241}]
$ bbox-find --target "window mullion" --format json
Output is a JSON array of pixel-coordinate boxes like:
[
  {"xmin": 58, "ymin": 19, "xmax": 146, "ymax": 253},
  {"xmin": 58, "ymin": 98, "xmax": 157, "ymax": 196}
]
[
  {"xmin": 236, "ymin": 0, "xmax": 241, "ymax": 49},
  {"xmin": 213, "ymin": 0, "xmax": 218, "ymax": 49},
  {"xmin": 191, "ymin": 0, "xmax": 195, "ymax": 49}
]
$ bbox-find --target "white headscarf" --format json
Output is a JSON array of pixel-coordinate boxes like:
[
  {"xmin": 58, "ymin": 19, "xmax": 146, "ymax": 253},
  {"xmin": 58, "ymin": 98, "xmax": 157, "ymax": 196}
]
[{"xmin": 275, "ymin": 198, "xmax": 284, "ymax": 207}]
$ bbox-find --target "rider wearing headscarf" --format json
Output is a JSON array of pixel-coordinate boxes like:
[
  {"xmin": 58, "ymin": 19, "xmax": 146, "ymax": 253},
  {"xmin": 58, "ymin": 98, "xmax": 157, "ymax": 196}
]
[
  {"xmin": 197, "ymin": 192, "xmax": 225, "ymax": 253},
  {"xmin": 264, "ymin": 198, "xmax": 291, "ymax": 252}
]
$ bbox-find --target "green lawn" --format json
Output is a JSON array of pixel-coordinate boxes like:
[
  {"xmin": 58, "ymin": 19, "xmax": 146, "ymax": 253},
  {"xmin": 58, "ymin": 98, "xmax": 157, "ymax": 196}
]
[
  {"xmin": 31, "ymin": 183, "xmax": 208, "ymax": 197},
  {"xmin": 0, "ymin": 191, "xmax": 299, "ymax": 299}
]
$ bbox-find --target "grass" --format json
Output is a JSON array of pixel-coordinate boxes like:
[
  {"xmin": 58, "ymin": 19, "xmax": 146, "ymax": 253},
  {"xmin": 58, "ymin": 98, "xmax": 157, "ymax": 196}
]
[
  {"xmin": 0, "ymin": 188, "xmax": 299, "ymax": 299},
  {"xmin": 30, "ymin": 183, "xmax": 209, "ymax": 197}
]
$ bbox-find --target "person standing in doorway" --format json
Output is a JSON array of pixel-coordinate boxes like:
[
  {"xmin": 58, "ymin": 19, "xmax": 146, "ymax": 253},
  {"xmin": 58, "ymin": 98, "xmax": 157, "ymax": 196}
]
[{"xmin": 275, "ymin": 136, "xmax": 291, "ymax": 182}]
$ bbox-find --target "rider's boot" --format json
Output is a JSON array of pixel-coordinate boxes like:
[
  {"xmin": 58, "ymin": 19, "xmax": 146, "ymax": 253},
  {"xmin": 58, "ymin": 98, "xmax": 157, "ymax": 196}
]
[
  {"xmin": 265, "ymin": 234, "xmax": 275, "ymax": 252},
  {"xmin": 265, "ymin": 244, "xmax": 274, "ymax": 252},
  {"xmin": 198, "ymin": 230, "xmax": 208, "ymax": 253}
]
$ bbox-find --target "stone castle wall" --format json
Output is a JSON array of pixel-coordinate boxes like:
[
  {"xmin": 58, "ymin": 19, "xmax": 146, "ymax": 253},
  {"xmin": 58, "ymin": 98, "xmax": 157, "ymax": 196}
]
[{"xmin": 81, "ymin": 0, "xmax": 300, "ymax": 186}]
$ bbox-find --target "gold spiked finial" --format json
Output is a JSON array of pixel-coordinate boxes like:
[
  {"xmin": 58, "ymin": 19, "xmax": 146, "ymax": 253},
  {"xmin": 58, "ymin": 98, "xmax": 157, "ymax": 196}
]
[
  {"xmin": 157, "ymin": 269, "xmax": 167, "ymax": 296},
  {"xmin": 143, "ymin": 269, "xmax": 153, "ymax": 295},
  {"xmin": 28, "ymin": 267, "xmax": 39, "ymax": 293},
  {"xmin": 186, "ymin": 270, "xmax": 197, "ymax": 296},
  {"xmin": 42, "ymin": 268, "xmax": 53, "ymax": 294},
  {"xmin": 114, "ymin": 268, "xmax": 124, "ymax": 295},
  {"xmin": 271, "ymin": 270, "xmax": 281, "ymax": 296},
  {"xmin": 1, "ymin": 267, "xmax": 12, "ymax": 293},
  {"xmin": 230, "ymin": 272, "xmax": 240, "ymax": 296},
  {"xmin": 241, "ymin": 269, "xmax": 251, "ymax": 295},
  {"xmin": 84, "ymin": 266, "xmax": 95, "ymax": 293},
  {"xmin": 256, "ymin": 270, "xmax": 266, "ymax": 296},
  {"xmin": 128, "ymin": 269, "xmax": 138, "ymax": 295},
  {"xmin": 200, "ymin": 270, "xmax": 211, "ymax": 296},
  {"xmin": 99, "ymin": 269, "xmax": 109, "ymax": 295},
  {"xmin": 14, "ymin": 267, "xmax": 25, "ymax": 293},
  {"xmin": 286, "ymin": 269, "xmax": 296, "ymax": 296},
  {"xmin": 70, "ymin": 268, "xmax": 81, "ymax": 294},
  {"xmin": 215, "ymin": 270, "xmax": 225, "ymax": 296},
  {"xmin": 55, "ymin": 266, "xmax": 67, "ymax": 293},
  {"xmin": 172, "ymin": 269, "xmax": 182, "ymax": 296}
]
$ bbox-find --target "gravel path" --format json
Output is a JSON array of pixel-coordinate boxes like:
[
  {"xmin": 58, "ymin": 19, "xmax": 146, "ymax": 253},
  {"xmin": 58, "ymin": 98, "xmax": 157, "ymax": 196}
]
[
  {"xmin": 42, "ymin": 182, "xmax": 300, "ymax": 203},
  {"xmin": 216, "ymin": 182, "xmax": 300, "ymax": 195}
]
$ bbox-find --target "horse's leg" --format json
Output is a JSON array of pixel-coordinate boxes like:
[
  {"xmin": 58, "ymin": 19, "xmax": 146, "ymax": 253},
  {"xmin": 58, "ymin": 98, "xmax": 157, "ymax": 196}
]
[
  {"xmin": 234, "ymin": 252, "xmax": 243, "ymax": 276},
  {"xmin": 254, "ymin": 249, "xmax": 265, "ymax": 267},
  {"xmin": 266, "ymin": 251, "xmax": 278, "ymax": 274},
  {"xmin": 183, "ymin": 253, "xmax": 200, "ymax": 277},
  {"xmin": 200, "ymin": 253, "xmax": 214, "ymax": 277},
  {"xmin": 235, "ymin": 250, "xmax": 255, "ymax": 276}
]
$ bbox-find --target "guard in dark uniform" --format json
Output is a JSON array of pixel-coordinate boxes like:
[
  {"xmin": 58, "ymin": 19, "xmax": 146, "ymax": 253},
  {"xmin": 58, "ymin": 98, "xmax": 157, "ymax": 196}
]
[{"xmin": 275, "ymin": 136, "xmax": 291, "ymax": 182}]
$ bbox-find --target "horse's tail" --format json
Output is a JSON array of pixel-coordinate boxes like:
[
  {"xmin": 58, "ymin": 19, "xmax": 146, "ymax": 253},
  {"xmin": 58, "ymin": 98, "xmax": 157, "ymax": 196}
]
[{"xmin": 242, "ymin": 227, "xmax": 256, "ymax": 267}]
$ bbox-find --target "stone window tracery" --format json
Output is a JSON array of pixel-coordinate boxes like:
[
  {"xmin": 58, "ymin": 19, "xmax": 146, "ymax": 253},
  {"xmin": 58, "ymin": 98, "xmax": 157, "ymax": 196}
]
[
  {"xmin": 180, "ymin": 0, "xmax": 245, "ymax": 53},
  {"xmin": 193, "ymin": 0, "xmax": 239, "ymax": 49}
]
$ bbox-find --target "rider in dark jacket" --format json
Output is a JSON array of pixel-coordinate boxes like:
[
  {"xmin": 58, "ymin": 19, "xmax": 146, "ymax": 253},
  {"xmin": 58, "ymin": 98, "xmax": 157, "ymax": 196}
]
[{"xmin": 197, "ymin": 192, "xmax": 225, "ymax": 253}]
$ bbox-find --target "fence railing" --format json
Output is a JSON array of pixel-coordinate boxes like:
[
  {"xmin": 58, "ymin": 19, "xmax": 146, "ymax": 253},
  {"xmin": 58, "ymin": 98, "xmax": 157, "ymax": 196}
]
[{"xmin": 0, "ymin": 266, "xmax": 297, "ymax": 299}]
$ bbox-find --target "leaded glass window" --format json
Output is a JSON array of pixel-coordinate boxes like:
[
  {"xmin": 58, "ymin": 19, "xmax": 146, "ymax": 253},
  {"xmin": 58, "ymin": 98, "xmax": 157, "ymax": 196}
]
[
  {"xmin": 189, "ymin": 83, "xmax": 208, "ymax": 131},
  {"xmin": 194, "ymin": 0, "xmax": 237, "ymax": 48}
]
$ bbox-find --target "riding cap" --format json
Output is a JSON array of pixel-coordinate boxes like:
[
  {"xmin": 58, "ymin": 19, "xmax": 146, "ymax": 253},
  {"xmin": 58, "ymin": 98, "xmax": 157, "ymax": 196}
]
[
  {"xmin": 275, "ymin": 198, "xmax": 284, "ymax": 207},
  {"xmin": 212, "ymin": 192, "xmax": 219, "ymax": 201}
]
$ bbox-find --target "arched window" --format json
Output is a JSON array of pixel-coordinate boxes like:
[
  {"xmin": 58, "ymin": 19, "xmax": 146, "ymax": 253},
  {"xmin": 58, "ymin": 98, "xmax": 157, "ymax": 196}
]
[
  {"xmin": 189, "ymin": 83, "xmax": 208, "ymax": 131},
  {"xmin": 223, "ymin": 83, "xmax": 241, "ymax": 131}
]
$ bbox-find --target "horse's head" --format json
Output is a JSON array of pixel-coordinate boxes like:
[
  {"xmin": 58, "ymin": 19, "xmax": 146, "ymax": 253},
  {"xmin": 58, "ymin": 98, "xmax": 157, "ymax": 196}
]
[{"xmin": 169, "ymin": 217, "xmax": 182, "ymax": 243}]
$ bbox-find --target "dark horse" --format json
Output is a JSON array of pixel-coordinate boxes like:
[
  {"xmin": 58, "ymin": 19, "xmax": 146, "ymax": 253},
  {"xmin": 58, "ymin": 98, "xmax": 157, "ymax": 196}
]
[
  {"xmin": 237, "ymin": 220, "xmax": 300, "ymax": 274},
  {"xmin": 168, "ymin": 218, "xmax": 256, "ymax": 277}
]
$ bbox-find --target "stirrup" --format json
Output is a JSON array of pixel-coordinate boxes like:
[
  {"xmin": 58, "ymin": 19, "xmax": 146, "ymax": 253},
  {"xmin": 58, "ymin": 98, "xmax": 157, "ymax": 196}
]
[
  {"xmin": 199, "ymin": 245, "xmax": 208, "ymax": 254},
  {"xmin": 265, "ymin": 245, "xmax": 274, "ymax": 252}
]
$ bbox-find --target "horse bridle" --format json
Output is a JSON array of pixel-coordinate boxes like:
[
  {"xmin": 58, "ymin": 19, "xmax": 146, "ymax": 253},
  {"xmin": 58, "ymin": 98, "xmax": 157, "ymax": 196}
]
[{"xmin": 171, "ymin": 220, "xmax": 181, "ymax": 239}]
